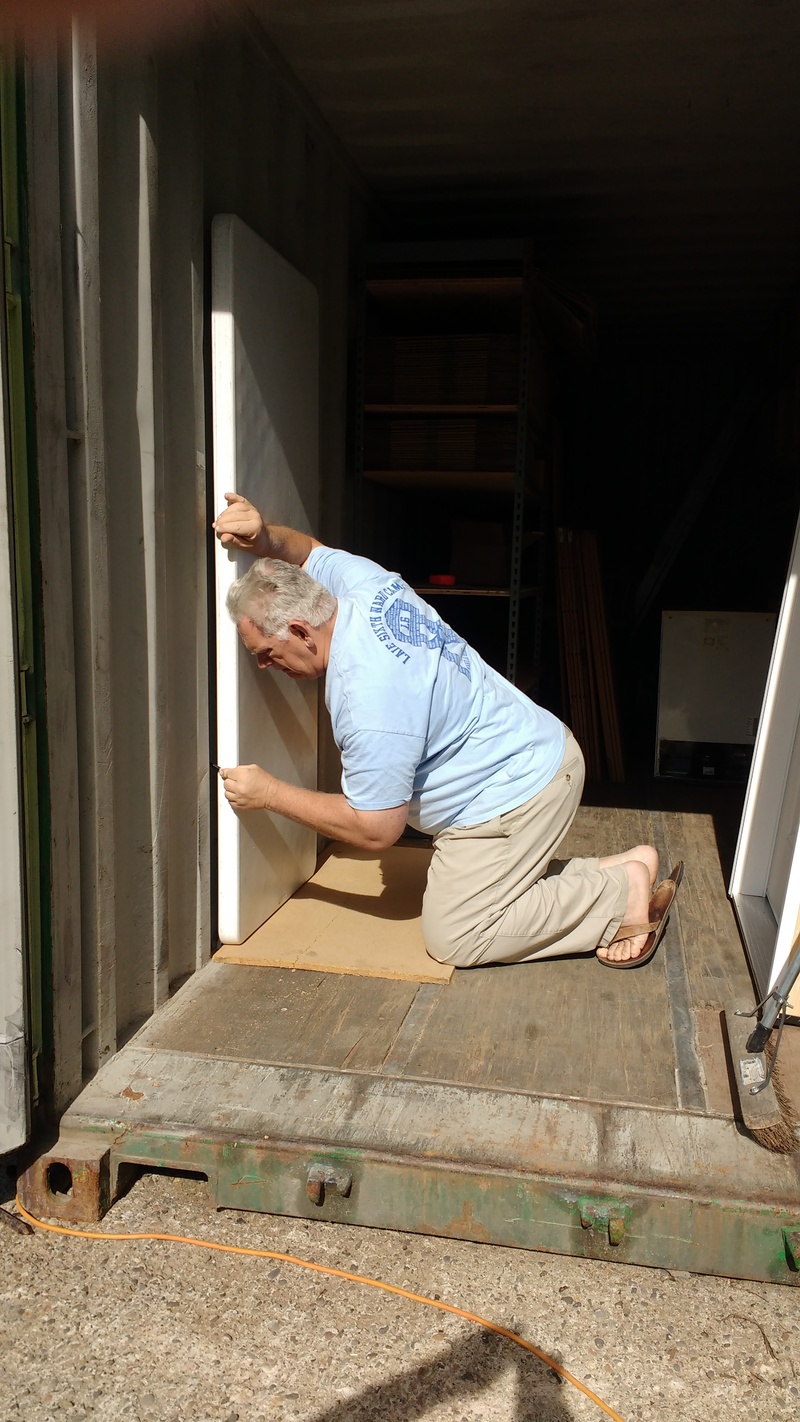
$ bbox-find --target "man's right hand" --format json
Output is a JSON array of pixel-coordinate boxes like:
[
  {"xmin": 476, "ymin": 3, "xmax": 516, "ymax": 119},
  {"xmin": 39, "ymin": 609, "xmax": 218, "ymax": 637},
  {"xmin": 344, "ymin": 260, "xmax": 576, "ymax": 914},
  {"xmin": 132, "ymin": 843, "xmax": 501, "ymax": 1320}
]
[{"xmin": 213, "ymin": 491, "xmax": 270, "ymax": 556}]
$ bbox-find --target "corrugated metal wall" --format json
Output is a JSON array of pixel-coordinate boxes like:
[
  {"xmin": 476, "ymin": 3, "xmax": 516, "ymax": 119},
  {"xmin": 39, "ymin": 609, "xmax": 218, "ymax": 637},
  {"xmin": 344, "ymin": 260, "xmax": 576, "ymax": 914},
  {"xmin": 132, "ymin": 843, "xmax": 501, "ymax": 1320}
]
[{"xmin": 26, "ymin": 10, "xmax": 359, "ymax": 1111}]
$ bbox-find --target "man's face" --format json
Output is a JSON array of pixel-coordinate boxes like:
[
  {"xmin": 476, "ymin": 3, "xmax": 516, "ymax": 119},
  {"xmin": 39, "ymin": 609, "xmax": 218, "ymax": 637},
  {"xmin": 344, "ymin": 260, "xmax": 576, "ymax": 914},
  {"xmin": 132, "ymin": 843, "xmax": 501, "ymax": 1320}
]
[{"xmin": 237, "ymin": 615, "xmax": 325, "ymax": 680}]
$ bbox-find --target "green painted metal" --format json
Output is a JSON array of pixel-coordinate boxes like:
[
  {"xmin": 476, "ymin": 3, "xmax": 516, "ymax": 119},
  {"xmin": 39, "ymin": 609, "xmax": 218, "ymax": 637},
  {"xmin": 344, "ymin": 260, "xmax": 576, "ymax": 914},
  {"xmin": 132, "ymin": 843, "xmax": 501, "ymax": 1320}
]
[
  {"xmin": 47, "ymin": 1125, "xmax": 800, "ymax": 1287},
  {"xmin": 0, "ymin": 52, "xmax": 48, "ymax": 1107}
]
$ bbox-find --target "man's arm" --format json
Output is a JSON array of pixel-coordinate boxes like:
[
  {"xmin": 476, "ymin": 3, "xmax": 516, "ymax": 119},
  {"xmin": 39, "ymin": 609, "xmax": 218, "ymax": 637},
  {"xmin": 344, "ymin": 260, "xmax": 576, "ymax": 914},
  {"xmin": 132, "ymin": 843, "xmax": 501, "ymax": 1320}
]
[
  {"xmin": 213, "ymin": 491, "xmax": 322, "ymax": 567},
  {"xmin": 220, "ymin": 764, "xmax": 409, "ymax": 853}
]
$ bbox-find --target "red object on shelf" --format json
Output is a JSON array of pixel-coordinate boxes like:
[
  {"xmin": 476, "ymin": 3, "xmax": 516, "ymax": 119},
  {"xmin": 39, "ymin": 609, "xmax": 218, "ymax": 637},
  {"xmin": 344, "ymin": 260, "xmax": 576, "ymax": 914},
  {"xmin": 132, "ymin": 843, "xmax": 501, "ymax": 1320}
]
[{"xmin": 429, "ymin": 574, "xmax": 456, "ymax": 586}]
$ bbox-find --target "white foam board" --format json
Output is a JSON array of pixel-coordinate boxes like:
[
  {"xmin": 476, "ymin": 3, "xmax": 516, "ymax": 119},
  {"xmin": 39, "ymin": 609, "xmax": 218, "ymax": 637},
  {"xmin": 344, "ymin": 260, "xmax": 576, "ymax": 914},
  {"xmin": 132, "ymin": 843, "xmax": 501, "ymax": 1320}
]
[
  {"xmin": 657, "ymin": 610, "xmax": 776, "ymax": 746},
  {"xmin": 211, "ymin": 214, "xmax": 319, "ymax": 944}
]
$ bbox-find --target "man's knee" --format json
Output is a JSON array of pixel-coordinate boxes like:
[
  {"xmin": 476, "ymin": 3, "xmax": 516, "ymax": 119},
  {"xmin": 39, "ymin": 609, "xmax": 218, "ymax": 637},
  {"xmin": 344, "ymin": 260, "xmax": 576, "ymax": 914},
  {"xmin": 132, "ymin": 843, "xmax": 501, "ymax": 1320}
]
[{"xmin": 421, "ymin": 909, "xmax": 483, "ymax": 969}]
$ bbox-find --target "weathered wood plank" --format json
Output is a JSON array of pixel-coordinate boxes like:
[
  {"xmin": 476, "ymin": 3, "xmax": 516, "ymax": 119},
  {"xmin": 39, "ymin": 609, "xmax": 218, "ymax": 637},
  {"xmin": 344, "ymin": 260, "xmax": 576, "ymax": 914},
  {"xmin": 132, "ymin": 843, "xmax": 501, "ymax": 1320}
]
[
  {"xmin": 136, "ymin": 962, "xmax": 418, "ymax": 1074},
  {"xmin": 649, "ymin": 811, "xmax": 707, "ymax": 1111},
  {"xmin": 557, "ymin": 803, "xmax": 657, "ymax": 864},
  {"xmin": 694, "ymin": 1007, "xmax": 737, "ymax": 1117},
  {"xmin": 380, "ymin": 983, "xmax": 442, "ymax": 1074},
  {"xmin": 400, "ymin": 955, "xmax": 678, "ymax": 1108},
  {"xmin": 660, "ymin": 809, "xmax": 753, "ymax": 1010}
]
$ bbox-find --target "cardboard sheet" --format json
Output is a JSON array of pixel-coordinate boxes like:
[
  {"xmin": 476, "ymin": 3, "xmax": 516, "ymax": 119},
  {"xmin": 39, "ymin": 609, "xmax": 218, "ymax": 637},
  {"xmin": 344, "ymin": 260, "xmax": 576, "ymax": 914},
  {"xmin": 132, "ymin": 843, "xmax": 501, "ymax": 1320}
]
[{"xmin": 214, "ymin": 845, "xmax": 453, "ymax": 984}]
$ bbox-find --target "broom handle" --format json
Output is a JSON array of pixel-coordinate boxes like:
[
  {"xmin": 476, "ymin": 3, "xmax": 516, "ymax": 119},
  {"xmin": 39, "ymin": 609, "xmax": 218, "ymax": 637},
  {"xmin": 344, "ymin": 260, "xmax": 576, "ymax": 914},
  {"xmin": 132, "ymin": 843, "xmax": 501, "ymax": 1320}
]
[
  {"xmin": 767, "ymin": 931, "xmax": 800, "ymax": 1015},
  {"xmin": 748, "ymin": 930, "xmax": 800, "ymax": 1051}
]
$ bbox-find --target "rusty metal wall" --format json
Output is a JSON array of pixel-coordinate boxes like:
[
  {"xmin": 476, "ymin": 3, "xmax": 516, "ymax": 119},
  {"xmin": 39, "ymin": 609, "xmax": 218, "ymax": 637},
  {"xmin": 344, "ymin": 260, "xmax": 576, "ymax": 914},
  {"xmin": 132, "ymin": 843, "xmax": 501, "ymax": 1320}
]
[{"xmin": 26, "ymin": 11, "xmax": 359, "ymax": 1110}]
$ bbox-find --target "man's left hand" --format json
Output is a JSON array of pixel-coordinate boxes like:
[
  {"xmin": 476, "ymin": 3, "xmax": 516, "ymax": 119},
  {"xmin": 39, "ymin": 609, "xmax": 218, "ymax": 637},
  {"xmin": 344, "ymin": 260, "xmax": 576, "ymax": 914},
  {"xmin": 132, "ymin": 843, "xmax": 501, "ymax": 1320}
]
[{"xmin": 219, "ymin": 763, "xmax": 274, "ymax": 811}]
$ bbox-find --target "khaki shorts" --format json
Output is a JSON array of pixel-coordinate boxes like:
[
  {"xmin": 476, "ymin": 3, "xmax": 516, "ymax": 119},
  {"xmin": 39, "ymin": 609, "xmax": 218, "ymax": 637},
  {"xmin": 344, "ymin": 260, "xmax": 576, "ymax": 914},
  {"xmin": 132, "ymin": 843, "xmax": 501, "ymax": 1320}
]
[{"xmin": 421, "ymin": 729, "xmax": 628, "ymax": 967}]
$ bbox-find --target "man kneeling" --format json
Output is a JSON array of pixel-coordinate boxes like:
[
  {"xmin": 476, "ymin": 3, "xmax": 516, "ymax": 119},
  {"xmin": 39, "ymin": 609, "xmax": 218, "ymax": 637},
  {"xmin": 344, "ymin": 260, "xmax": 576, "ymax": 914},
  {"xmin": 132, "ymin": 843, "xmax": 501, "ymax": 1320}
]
[{"xmin": 214, "ymin": 492, "xmax": 682, "ymax": 970}]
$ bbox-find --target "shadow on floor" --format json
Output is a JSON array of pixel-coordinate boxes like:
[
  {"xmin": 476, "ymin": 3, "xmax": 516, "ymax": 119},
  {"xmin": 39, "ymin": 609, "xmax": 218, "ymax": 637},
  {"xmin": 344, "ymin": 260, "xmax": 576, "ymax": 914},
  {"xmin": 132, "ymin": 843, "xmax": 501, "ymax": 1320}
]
[{"xmin": 306, "ymin": 1326, "xmax": 579, "ymax": 1422}]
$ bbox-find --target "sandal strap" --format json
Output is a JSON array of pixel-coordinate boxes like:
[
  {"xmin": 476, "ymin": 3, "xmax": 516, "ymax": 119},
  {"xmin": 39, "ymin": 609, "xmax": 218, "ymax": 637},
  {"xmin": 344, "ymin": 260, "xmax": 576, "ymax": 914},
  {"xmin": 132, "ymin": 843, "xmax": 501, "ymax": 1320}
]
[{"xmin": 608, "ymin": 920, "xmax": 658, "ymax": 945}]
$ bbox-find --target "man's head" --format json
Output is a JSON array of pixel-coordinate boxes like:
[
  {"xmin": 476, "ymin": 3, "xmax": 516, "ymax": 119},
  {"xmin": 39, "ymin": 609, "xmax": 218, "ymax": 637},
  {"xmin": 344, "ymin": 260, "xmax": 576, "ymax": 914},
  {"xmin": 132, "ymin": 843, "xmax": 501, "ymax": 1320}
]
[{"xmin": 226, "ymin": 558, "xmax": 337, "ymax": 680}]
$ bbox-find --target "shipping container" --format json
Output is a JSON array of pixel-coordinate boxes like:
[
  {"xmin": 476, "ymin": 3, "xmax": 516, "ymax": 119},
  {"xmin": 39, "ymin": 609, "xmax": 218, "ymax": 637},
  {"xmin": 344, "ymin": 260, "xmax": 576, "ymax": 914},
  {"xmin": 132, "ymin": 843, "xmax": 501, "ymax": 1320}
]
[{"xmin": 3, "ymin": 1, "xmax": 800, "ymax": 1282}]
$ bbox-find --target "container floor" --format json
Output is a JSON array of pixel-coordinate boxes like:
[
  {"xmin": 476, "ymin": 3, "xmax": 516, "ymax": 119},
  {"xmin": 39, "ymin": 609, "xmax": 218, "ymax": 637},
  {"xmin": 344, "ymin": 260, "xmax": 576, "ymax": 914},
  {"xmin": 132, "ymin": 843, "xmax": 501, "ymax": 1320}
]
[
  {"xmin": 45, "ymin": 793, "xmax": 800, "ymax": 1284},
  {"xmin": 136, "ymin": 797, "xmax": 790, "ymax": 1117}
]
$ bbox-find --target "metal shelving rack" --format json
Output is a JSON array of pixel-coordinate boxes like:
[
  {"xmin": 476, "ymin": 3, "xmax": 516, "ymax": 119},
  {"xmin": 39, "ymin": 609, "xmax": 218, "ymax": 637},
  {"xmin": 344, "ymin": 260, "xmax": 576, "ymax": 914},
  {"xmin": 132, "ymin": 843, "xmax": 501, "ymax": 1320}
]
[{"xmin": 354, "ymin": 239, "xmax": 547, "ymax": 694}]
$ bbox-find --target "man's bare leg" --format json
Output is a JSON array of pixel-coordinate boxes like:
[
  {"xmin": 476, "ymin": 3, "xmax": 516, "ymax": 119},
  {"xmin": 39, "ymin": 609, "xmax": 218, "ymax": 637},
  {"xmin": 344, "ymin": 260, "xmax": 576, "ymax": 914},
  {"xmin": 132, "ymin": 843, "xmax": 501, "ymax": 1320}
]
[
  {"xmin": 597, "ymin": 843, "xmax": 658, "ymax": 888},
  {"xmin": 596, "ymin": 846, "xmax": 658, "ymax": 963}
]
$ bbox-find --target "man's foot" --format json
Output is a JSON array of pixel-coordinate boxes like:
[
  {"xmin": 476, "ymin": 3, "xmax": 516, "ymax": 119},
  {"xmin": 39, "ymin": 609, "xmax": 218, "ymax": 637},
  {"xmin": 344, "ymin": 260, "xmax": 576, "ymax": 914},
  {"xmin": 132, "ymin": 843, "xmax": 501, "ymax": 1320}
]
[
  {"xmin": 597, "ymin": 863, "xmax": 685, "ymax": 971},
  {"xmin": 596, "ymin": 857, "xmax": 653, "ymax": 963}
]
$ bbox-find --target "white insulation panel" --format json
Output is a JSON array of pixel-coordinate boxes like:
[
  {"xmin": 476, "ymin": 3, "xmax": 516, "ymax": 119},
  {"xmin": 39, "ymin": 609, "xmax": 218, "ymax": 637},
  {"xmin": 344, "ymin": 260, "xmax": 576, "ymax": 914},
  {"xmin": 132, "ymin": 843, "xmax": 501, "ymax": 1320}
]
[
  {"xmin": 211, "ymin": 214, "xmax": 319, "ymax": 944},
  {"xmin": 657, "ymin": 611, "xmax": 776, "ymax": 746}
]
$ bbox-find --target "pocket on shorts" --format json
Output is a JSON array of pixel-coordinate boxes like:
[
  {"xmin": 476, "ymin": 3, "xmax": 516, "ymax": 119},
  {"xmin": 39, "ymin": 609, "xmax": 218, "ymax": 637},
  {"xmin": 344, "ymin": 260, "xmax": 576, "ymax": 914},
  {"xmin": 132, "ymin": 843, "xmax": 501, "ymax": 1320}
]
[
  {"xmin": 497, "ymin": 798, "xmax": 537, "ymax": 836},
  {"xmin": 437, "ymin": 813, "xmax": 505, "ymax": 843}
]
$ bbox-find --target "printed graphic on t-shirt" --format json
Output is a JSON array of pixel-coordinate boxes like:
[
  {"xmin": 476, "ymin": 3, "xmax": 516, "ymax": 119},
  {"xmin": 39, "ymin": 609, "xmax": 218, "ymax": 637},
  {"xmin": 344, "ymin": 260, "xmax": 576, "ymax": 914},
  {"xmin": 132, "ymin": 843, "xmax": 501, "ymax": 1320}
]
[{"xmin": 369, "ymin": 582, "xmax": 471, "ymax": 679}]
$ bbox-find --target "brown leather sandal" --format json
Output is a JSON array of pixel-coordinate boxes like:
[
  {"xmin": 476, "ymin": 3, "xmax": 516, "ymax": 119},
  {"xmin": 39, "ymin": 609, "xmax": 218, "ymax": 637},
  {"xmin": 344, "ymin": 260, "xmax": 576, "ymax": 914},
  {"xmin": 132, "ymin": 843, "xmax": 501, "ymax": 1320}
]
[
  {"xmin": 598, "ymin": 861, "xmax": 685, "ymax": 969},
  {"xmin": 606, "ymin": 919, "xmax": 659, "ymax": 944}
]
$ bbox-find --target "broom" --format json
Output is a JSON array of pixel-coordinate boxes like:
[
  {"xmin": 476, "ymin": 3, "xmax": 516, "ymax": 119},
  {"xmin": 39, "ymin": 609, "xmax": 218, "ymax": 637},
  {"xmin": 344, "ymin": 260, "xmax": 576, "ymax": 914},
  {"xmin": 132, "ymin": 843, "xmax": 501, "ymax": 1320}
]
[{"xmin": 724, "ymin": 930, "xmax": 800, "ymax": 1154}]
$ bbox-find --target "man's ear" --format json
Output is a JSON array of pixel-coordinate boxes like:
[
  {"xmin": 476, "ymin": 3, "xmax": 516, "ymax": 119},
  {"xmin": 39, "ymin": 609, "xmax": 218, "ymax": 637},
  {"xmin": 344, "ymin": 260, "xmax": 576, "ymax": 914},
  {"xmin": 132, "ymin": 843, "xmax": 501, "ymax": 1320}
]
[{"xmin": 288, "ymin": 619, "xmax": 316, "ymax": 650}]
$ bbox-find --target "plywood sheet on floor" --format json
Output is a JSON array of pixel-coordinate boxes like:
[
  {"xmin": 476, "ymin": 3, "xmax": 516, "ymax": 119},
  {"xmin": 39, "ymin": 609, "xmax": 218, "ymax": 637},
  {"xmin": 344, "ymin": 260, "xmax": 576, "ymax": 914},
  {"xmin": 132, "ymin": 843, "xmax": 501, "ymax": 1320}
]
[
  {"xmin": 139, "ymin": 962, "xmax": 419, "ymax": 1073},
  {"xmin": 214, "ymin": 844, "xmax": 451, "ymax": 983}
]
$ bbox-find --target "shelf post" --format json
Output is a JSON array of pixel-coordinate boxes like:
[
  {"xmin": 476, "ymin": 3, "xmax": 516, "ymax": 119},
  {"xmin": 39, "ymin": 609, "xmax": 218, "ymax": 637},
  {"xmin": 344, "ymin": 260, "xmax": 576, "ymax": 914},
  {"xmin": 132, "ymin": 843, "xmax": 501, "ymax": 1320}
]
[{"xmin": 507, "ymin": 243, "xmax": 533, "ymax": 684}]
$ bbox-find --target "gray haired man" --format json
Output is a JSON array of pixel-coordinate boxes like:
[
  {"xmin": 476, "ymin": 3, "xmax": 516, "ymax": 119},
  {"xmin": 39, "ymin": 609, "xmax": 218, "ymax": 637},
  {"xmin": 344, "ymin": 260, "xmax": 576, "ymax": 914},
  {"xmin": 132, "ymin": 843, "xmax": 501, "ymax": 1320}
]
[{"xmin": 214, "ymin": 492, "xmax": 681, "ymax": 969}]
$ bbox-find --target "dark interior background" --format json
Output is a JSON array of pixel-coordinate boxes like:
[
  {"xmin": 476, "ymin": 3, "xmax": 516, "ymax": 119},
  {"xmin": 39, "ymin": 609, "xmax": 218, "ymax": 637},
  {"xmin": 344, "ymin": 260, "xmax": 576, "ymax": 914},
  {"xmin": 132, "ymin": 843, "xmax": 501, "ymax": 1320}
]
[{"xmin": 252, "ymin": 0, "xmax": 800, "ymax": 784}]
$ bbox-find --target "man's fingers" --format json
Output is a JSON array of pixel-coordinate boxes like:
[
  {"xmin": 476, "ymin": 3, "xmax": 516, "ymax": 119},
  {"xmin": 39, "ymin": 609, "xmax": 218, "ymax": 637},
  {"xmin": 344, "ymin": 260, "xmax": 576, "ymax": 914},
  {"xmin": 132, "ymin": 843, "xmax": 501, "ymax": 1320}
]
[
  {"xmin": 218, "ymin": 763, "xmax": 267, "ymax": 812},
  {"xmin": 213, "ymin": 490, "xmax": 262, "ymax": 548}
]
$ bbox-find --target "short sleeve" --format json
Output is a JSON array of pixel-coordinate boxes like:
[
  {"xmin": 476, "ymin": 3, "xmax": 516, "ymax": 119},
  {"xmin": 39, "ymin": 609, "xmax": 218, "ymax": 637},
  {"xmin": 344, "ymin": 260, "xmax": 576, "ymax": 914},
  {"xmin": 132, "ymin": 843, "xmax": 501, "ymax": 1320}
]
[
  {"xmin": 306, "ymin": 546, "xmax": 394, "ymax": 600},
  {"xmin": 338, "ymin": 726, "xmax": 424, "ymax": 811}
]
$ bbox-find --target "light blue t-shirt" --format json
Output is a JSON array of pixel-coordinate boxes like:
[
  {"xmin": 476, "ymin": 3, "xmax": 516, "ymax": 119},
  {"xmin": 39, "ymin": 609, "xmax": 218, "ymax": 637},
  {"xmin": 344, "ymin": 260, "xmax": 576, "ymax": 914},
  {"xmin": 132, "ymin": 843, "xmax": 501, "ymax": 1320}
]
[{"xmin": 306, "ymin": 546, "xmax": 566, "ymax": 835}]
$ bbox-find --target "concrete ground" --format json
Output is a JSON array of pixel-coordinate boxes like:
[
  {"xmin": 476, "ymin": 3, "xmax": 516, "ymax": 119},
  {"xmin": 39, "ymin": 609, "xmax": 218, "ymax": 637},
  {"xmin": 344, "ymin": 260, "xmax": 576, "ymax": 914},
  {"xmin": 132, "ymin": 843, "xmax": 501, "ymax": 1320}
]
[{"xmin": 1, "ymin": 1163, "xmax": 799, "ymax": 1422}]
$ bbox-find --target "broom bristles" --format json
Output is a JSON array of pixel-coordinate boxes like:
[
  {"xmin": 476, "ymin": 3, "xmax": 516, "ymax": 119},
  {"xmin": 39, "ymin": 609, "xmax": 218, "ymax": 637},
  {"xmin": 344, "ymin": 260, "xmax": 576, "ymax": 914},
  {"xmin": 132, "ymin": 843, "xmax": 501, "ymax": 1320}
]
[{"xmin": 749, "ymin": 1038, "xmax": 799, "ymax": 1154}]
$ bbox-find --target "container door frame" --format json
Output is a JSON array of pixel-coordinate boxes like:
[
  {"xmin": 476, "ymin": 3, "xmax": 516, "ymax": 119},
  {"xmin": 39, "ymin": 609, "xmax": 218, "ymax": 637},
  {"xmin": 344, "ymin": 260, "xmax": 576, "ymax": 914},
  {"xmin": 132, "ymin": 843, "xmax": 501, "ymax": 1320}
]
[
  {"xmin": 0, "ymin": 46, "xmax": 32, "ymax": 1151},
  {"xmin": 0, "ymin": 309, "xmax": 27, "ymax": 1152},
  {"xmin": 730, "ymin": 506, "xmax": 800, "ymax": 1010}
]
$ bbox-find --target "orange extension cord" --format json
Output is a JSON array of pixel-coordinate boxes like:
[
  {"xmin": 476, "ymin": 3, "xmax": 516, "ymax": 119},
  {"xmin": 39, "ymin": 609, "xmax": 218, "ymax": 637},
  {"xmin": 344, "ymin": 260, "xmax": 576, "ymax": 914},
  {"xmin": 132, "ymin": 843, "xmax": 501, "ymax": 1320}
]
[{"xmin": 15, "ymin": 1198, "xmax": 625, "ymax": 1421}]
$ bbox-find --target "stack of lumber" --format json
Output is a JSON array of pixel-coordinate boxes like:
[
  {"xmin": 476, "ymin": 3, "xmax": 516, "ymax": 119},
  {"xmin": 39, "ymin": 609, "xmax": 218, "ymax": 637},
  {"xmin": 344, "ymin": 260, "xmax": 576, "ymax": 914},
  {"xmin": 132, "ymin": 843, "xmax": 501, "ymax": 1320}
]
[
  {"xmin": 365, "ymin": 335, "xmax": 519, "ymax": 404},
  {"xmin": 364, "ymin": 417, "xmax": 516, "ymax": 471},
  {"xmin": 556, "ymin": 528, "xmax": 624, "ymax": 782},
  {"xmin": 391, "ymin": 418, "xmax": 479, "ymax": 470}
]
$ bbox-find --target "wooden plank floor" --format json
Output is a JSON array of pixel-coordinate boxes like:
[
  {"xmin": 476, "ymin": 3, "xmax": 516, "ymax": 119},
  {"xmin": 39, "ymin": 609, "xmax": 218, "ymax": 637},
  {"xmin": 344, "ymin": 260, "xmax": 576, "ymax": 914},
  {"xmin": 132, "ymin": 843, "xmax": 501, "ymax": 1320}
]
[{"xmin": 138, "ymin": 805, "xmax": 760, "ymax": 1115}]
